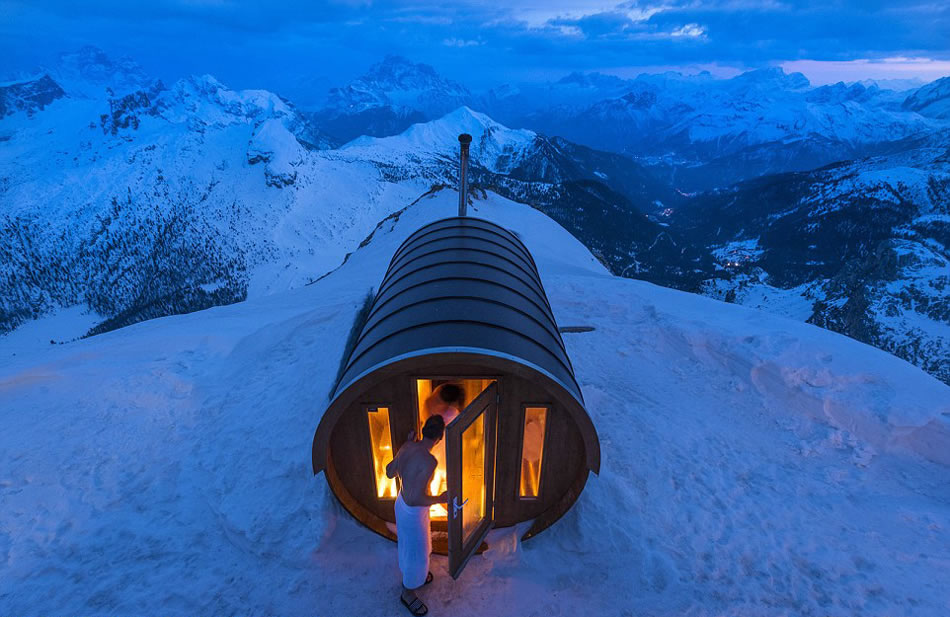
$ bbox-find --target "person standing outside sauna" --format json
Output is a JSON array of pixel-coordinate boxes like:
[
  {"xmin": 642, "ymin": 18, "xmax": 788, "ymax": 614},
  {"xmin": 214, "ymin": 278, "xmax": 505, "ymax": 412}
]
[{"xmin": 386, "ymin": 414, "xmax": 448, "ymax": 616}]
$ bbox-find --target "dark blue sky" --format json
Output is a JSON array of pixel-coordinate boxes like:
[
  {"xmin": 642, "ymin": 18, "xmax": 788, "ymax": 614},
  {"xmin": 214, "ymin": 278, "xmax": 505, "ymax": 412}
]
[{"xmin": 3, "ymin": 1, "xmax": 949, "ymax": 96}]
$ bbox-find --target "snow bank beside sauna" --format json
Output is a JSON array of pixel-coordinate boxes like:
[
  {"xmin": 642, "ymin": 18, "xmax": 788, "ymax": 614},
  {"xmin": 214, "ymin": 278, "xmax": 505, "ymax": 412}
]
[{"xmin": 1, "ymin": 189, "xmax": 949, "ymax": 616}]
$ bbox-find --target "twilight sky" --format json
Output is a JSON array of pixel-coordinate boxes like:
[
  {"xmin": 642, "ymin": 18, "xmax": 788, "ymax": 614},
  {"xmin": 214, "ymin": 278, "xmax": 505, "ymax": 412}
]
[{"xmin": 2, "ymin": 0, "xmax": 949, "ymax": 99}]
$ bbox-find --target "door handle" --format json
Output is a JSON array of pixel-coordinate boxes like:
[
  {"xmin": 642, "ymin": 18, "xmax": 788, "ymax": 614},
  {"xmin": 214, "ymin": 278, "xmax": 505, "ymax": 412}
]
[{"xmin": 452, "ymin": 496, "xmax": 469, "ymax": 519}]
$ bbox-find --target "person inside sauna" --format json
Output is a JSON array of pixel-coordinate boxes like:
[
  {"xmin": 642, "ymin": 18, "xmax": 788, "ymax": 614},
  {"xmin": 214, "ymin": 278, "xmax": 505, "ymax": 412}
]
[
  {"xmin": 421, "ymin": 384, "xmax": 464, "ymax": 512},
  {"xmin": 423, "ymin": 383, "xmax": 464, "ymax": 424}
]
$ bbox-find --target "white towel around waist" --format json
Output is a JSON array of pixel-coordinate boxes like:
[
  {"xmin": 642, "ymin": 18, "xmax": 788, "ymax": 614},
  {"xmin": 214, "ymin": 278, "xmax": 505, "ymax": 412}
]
[{"xmin": 395, "ymin": 492, "xmax": 432, "ymax": 589}]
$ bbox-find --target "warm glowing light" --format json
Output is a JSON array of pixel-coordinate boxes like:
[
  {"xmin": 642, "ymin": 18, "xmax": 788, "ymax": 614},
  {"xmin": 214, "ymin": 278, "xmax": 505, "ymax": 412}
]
[
  {"xmin": 429, "ymin": 467, "xmax": 448, "ymax": 518},
  {"xmin": 415, "ymin": 378, "xmax": 495, "ymax": 519},
  {"xmin": 461, "ymin": 412, "xmax": 486, "ymax": 541},
  {"xmin": 367, "ymin": 406, "xmax": 397, "ymax": 499},
  {"xmin": 519, "ymin": 407, "xmax": 548, "ymax": 498}
]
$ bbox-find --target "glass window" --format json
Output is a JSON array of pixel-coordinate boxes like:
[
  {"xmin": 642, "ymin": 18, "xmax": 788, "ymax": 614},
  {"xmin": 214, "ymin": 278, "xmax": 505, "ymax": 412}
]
[
  {"xmin": 461, "ymin": 412, "xmax": 487, "ymax": 541},
  {"xmin": 367, "ymin": 406, "xmax": 397, "ymax": 499},
  {"xmin": 519, "ymin": 406, "xmax": 548, "ymax": 498}
]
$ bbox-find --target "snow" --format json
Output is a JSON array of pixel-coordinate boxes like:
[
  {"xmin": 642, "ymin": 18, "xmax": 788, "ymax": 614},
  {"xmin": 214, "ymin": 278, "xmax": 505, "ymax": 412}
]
[
  {"xmin": 341, "ymin": 107, "xmax": 537, "ymax": 173},
  {"xmin": 801, "ymin": 165, "xmax": 935, "ymax": 214},
  {"xmin": 0, "ymin": 306, "xmax": 101, "ymax": 353},
  {"xmin": 703, "ymin": 277, "xmax": 822, "ymax": 322},
  {"xmin": 2, "ymin": 189, "xmax": 949, "ymax": 616},
  {"xmin": 710, "ymin": 238, "xmax": 764, "ymax": 265}
]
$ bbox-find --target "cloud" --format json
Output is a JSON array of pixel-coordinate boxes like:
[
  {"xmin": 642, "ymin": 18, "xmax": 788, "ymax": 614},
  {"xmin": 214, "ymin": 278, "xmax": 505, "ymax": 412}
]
[
  {"xmin": 670, "ymin": 23, "xmax": 705, "ymax": 38},
  {"xmin": 443, "ymin": 38, "xmax": 482, "ymax": 48}
]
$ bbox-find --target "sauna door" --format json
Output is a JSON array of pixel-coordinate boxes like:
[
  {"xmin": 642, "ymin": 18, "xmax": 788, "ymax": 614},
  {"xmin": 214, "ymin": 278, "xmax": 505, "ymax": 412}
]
[{"xmin": 445, "ymin": 382, "xmax": 498, "ymax": 579}]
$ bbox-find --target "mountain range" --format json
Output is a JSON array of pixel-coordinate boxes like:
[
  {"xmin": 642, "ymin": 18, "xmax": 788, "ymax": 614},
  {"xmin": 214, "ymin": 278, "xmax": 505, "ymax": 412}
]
[
  {"xmin": 1, "ymin": 47, "xmax": 948, "ymax": 385},
  {"xmin": 316, "ymin": 56, "xmax": 949, "ymax": 190}
]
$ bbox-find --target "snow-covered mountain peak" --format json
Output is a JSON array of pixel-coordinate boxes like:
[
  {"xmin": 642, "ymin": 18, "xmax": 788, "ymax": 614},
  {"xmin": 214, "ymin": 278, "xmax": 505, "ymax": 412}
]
[
  {"xmin": 362, "ymin": 54, "xmax": 464, "ymax": 92},
  {"xmin": 857, "ymin": 77, "xmax": 926, "ymax": 92},
  {"xmin": 805, "ymin": 81, "xmax": 879, "ymax": 104},
  {"xmin": 403, "ymin": 105, "xmax": 533, "ymax": 146},
  {"xmin": 340, "ymin": 106, "xmax": 537, "ymax": 173},
  {"xmin": 729, "ymin": 66, "xmax": 811, "ymax": 91},
  {"xmin": 556, "ymin": 71, "xmax": 630, "ymax": 90},
  {"xmin": 903, "ymin": 75, "xmax": 950, "ymax": 119},
  {"xmin": 634, "ymin": 70, "xmax": 714, "ymax": 86},
  {"xmin": 154, "ymin": 74, "xmax": 308, "ymax": 134},
  {"xmin": 0, "ymin": 74, "xmax": 66, "ymax": 118},
  {"xmin": 52, "ymin": 45, "xmax": 149, "ymax": 98},
  {"xmin": 319, "ymin": 55, "xmax": 473, "ymax": 130},
  {"xmin": 171, "ymin": 75, "xmax": 291, "ymax": 115}
]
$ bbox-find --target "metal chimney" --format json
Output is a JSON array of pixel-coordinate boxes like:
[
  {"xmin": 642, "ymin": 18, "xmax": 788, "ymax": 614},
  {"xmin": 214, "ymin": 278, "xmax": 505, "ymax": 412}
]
[{"xmin": 458, "ymin": 133, "xmax": 472, "ymax": 217}]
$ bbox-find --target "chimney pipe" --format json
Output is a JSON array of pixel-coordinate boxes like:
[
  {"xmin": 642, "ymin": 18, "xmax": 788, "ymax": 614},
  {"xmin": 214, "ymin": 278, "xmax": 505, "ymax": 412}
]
[{"xmin": 458, "ymin": 133, "xmax": 472, "ymax": 217}]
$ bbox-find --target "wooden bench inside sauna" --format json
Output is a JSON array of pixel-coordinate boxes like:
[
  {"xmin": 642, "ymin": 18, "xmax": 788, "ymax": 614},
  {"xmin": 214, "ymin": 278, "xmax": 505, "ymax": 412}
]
[{"xmin": 311, "ymin": 215, "xmax": 600, "ymax": 578}]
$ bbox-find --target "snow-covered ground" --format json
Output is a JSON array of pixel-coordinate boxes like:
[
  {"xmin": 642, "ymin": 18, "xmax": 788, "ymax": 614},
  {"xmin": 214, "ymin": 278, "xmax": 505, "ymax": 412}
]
[{"xmin": 2, "ymin": 190, "xmax": 949, "ymax": 616}]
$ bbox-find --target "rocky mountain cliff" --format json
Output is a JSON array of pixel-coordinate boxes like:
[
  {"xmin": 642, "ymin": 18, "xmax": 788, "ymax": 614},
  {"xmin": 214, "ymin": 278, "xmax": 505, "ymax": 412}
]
[{"xmin": 310, "ymin": 55, "xmax": 473, "ymax": 143}]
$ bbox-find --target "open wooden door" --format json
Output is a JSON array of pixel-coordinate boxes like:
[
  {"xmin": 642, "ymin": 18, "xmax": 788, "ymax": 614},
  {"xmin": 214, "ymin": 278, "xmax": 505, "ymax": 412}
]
[{"xmin": 445, "ymin": 381, "xmax": 498, "ymax": 579}]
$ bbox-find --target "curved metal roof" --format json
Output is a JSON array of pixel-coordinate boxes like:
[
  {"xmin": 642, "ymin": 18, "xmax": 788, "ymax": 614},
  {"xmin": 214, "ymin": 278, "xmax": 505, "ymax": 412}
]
[{"xmin": 331, "ymin": 216, "xmax": 585, "ymax": 406}]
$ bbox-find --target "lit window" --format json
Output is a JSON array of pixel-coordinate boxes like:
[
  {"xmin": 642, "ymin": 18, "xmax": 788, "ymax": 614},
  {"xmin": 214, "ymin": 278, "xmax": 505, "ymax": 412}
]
[
  {"xmin": 367, "ymin": 406, "xmax": 397, "ymax": 499},
  {"xmin": 461, "ymin": 412, "xmax": 487, "ymax": 540},
  {"xmin": 519, "ymin": 407, "xmax": 548, "ymax": 498}
]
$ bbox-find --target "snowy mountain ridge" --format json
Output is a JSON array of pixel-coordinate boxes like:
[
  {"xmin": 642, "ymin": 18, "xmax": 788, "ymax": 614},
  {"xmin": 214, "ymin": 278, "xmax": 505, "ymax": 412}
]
[
  {"xmin": 679, "ymin": 143, "xmax": 950, "ymax": 383},
  {"xmin": 312, "ymin": 55, "xmax": 473, "ymax": 142},
  {"xmin": 0, "ymin": 75, "xmax": 66, "ymax": 118},
  {"xmin": 2, "ymin": 49, "xmax": 947, "ymax": 388},
  {"xmin": 310, "ymin": 55, "xmax": 950, "ymax": 190},
  {"xmin": 327, "ymin": 54, "xmax": 471, "ymax": 116},
  {"xmin": 903, "ymin": 76, "xmax": 950, "ymax": 120},
  {"xmin": 0, "ymin": 60, "xmax": 673, "ymax": 342},
  {"xmin": 341, "ymin": 107, "xmax": 536, "ymax": 174}
]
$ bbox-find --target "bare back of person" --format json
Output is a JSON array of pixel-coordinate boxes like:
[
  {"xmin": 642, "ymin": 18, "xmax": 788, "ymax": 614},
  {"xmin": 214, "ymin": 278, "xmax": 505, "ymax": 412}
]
[{"xmin": 391, "ymin": 440, "xmax": 438, "ymax": 506}]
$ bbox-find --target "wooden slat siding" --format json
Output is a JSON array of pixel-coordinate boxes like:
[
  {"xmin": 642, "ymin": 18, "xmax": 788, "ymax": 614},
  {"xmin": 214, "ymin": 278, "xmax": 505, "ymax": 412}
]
[
  {"xmin": 330, "ymin": 379, "xmax": 399, "ymax": 524},
  {"xmin": 325, "ymin": 442, "xmax": 397, "ymax": 542},
  {"xmin": 387, "ymin": 217, "xmax": 535, "ymax": 270},
  {"xmin": 387, "ymin": 234, "xmax": 540, "ymax": 285},
  {"xmin": 523, "ymin": 467, "xmax": 592, "ymax": 540},
  {"xmin": 332, "ymin": 216, "xmax": 584, "ymax": 406},
  {"xmin": 374, "ymin": 261, "xmax": 555, "ymax": 324},
  {"xmin": 360, "ymin": 280, "xmax": 565, "ymax": 352}
]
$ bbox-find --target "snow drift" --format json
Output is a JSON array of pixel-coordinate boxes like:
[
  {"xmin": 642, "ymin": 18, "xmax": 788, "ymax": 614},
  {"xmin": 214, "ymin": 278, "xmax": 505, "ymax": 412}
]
[{"xmin": 1, "ymin": 190, "xmax": 949, "ymax": 616}]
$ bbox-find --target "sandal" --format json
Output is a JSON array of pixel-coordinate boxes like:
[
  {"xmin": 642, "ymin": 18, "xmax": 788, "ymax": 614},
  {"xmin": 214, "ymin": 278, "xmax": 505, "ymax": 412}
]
[
  {"xmin": 400, "ymin": 595, "xmax": 428, "ymax": 616},
  {"xmin": 424, "ymin": 571, "xmax": 434, "ymax": 585}
]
